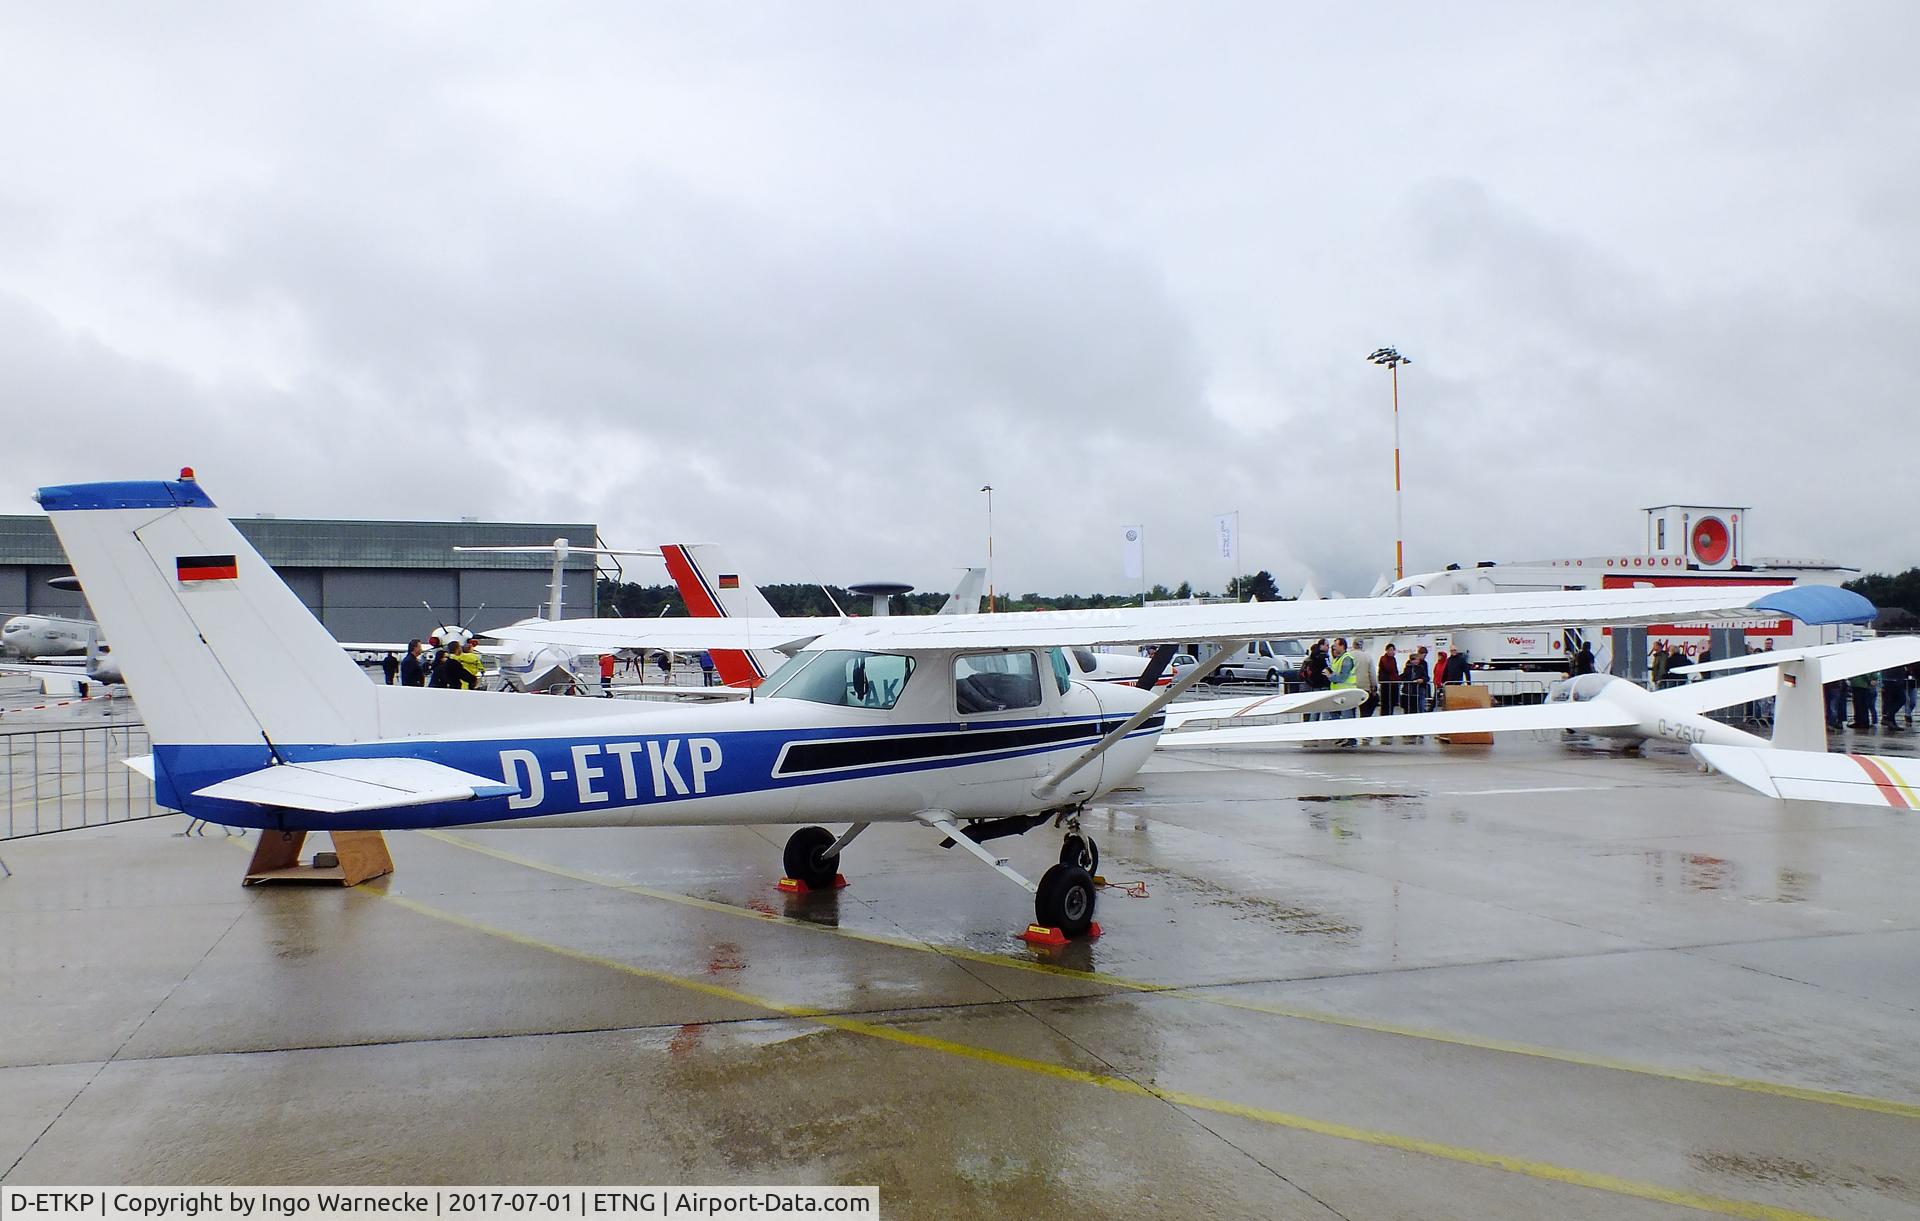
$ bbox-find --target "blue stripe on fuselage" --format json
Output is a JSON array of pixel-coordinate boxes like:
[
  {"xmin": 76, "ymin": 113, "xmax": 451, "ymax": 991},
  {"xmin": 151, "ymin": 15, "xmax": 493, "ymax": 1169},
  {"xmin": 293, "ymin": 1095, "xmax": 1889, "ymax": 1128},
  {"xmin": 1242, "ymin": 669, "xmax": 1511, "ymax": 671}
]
[{"xmin": 153, "ymin": 713, "xmax": 1158, "ymax": 831}]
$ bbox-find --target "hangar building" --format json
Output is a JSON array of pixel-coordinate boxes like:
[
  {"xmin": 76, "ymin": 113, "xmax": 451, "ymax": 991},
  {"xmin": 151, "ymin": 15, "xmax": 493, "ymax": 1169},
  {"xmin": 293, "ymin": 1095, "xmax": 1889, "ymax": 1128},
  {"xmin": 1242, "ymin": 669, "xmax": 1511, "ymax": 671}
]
[{"xmin": 0, "ymin": 514, "xmax": 608, "ymax": 644}]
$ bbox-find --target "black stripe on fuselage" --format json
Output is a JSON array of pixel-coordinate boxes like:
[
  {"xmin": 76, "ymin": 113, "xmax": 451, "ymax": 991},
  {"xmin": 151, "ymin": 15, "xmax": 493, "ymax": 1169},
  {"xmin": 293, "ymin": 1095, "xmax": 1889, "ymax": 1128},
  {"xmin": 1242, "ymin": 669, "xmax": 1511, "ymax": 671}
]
[{"xmin": 773, "ymin": 716, "xmax": 1167, "ymax": 777}]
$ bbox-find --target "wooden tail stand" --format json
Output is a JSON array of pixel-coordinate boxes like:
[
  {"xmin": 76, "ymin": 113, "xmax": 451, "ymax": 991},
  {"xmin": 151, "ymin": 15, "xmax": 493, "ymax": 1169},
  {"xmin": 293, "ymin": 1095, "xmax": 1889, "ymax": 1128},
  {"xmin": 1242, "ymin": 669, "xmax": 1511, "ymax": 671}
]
[
  {"xmin": 244, "ymin": 830, "xmax": 394, "ymax": 887},
  {"xmin": 1438, "ymin": 684, "xmax": 1495, "ymax": 745}
]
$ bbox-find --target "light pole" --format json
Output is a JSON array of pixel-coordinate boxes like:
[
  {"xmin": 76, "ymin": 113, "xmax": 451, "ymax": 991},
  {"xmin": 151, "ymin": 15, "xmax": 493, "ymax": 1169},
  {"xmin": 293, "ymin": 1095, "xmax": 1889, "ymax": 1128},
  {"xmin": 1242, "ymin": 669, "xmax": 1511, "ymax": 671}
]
[
  {"xmin": 980, "ymin": 484, "xmax": 994, "ymax": 613},
  {"xmin": 1367, "ymin": 347, "xmax": 1412, "ymax": 581}
]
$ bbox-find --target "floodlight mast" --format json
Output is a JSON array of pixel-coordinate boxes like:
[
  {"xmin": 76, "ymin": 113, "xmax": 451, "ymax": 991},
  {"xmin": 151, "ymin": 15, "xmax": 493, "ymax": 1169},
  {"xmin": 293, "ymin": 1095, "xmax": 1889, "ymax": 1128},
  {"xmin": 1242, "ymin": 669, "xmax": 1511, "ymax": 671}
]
[
  {"xmin": 980, "ymin": 484, "xmax": 995, "ymax": 613},
  {"xmin": 1367, "ymin": 347, "xmax": 1412, "ymax": 581}
]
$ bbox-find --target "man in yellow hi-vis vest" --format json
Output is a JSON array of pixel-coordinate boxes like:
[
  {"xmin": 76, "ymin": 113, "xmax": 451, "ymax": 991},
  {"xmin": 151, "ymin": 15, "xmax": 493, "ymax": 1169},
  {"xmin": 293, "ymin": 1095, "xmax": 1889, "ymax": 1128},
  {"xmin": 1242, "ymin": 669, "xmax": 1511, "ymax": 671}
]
[{"xmin": 1329, "ymin": 637, "xmax": 1360, "ymax": 746}]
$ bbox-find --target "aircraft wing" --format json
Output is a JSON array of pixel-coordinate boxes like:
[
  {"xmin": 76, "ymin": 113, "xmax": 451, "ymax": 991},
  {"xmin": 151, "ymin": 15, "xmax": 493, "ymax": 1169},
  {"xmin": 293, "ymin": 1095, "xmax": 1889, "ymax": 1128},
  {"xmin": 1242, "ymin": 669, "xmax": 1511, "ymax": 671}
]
[
  {"xmin": 1694, "ymin": 745, "xmax": 1920, "ymax": 808},
  {"xmin": 1658, "ymin": 638, "xmax": 1920, "ymax": 715},
  {"xmin": 491, "ymin": 618, "xmax": 842, "ymax": 654},
  {"xmin": 1649, "ymin": 670, "xmax": 1780, "ymax": 716},
  {"xmin": 1160, "ymin": 699, "xmax": 1640, "ymax": 748},
  {"xmin": 192, "ymin": 758, "xmax": 517, "ymax": 814},
  {"xmin": 0, "ymin": 660, "xmax": 93, "ymax": 682},
  {"xmin": 485, "ymin": 585, "xmax": 1872, "ymax": 655},
  {"xmin": 1673, "ymin": 637, "xmax": 1920, "ymax": 678},
  {"xmin": 1163, "ymin": 689, "xmax": 1366, "ymax": 729},
  {"xmin": 809, "ymin": 585, "xmax": 1869, "ymax": 651},
  {"xmin": 609, "ymin": 682, "xmax": 754, "ymax": 700}
]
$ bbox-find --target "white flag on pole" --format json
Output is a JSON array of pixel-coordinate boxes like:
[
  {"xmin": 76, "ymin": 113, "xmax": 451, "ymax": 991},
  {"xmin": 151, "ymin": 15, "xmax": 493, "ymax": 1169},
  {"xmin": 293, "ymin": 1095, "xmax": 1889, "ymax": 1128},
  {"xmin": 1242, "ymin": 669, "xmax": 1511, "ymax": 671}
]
[
  {"xmin": 1121, "ymin": 525, "xmax": 1144, "ymax": 580},
  {"xmin": 1214, "ymin": 512, "xmax": 1239, "ymax": 563}
]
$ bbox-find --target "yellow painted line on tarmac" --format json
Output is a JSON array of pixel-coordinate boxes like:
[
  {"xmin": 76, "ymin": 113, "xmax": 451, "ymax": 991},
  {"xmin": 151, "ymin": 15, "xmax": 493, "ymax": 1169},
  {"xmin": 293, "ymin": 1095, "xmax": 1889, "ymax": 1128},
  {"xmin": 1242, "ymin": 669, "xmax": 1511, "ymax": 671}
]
[
  {"xmin": 377, "ymin": 887, "xmax": 1836, "ymax": 1221},
  {"xmin": 422, "ymin": 830, "xmax": 1920, "ymax": 1122}
]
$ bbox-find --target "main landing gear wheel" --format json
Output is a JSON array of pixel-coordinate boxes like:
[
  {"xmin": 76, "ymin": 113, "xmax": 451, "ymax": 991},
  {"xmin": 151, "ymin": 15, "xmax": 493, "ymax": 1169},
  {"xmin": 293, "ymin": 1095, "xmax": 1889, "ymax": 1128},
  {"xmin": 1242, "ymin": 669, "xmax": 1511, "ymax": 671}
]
[
  {"xmin": 1059, "ymin": 833, "xmax": 1099, "ymax": 876},
  {"xmin": 783, "ymin": 825, "xmax": 840, "ymax": 890},
  {"xmin": 1036, "ymin": 864, "xmax": 1096, "ymax": 937}
]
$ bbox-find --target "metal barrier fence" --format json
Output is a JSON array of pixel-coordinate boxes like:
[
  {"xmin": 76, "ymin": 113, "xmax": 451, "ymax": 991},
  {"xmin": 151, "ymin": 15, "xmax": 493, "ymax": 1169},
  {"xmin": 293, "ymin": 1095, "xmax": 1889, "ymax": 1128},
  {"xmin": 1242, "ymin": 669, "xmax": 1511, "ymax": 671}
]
[{"xmin": 1, "ymin": 721, "xmax": 161, "ymax": 840}]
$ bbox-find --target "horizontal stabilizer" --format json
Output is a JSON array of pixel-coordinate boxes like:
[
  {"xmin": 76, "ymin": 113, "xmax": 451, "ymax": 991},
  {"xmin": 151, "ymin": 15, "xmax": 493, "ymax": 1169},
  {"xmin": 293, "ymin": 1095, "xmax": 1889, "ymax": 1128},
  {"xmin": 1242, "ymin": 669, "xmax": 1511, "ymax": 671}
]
[
  {"xmin": 193, "ymin": 757, "xmax": 516, "ymax": 814},
  {"xmin": 1164, "ymin": 689, "xmax": 1365, "ymax": 729},
  {"xmin": 122, "ymin": 753, "xmax": 156, "ymax": 781},
  {"xmin": 1693, "ymin": 745, "xmax": 1920, "ymax": 808},
  {"xmin": 1162, "ymin": 697, "xmax": 1639, "ymax": 749}
]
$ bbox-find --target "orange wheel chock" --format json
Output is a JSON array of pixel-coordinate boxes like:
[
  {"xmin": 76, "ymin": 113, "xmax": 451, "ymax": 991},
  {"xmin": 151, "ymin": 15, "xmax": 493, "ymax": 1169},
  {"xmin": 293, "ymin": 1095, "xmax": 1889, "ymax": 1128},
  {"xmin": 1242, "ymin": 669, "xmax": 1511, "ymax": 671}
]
[
  {"xmin": 777, "ymin": 874, "xmax": 849, "ymax": 894},
  {"xmin": 1020, "ymin": 921, "xmax": 1102, "ymax": 946}
]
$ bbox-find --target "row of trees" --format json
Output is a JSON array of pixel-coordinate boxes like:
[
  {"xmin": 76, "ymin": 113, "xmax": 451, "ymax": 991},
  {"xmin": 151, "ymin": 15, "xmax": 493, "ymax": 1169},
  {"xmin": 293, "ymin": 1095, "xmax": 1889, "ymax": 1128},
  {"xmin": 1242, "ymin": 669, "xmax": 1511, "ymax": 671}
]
[
  {"xmin": 1844, "ymin": 569, "xmax": 1920, "ymax": 630},
  {"xmin": 598, "ymin": 571, "xmax": 1288, "ymax": 617}
]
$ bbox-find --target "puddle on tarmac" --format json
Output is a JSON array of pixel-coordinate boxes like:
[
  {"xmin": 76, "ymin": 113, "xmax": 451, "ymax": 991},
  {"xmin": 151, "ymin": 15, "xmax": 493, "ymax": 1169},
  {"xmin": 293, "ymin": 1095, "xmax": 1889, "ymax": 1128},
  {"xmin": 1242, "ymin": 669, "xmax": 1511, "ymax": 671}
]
[
  {"xmin": 1689, "ymin": 1150, "xmax": 1914, "ymax": 1199},
  {"xmin": 1133, "ymin": 863, "xmax": 1358, "ymax": 938},
  {"xmin": 1295, "ymin": 792, "xmax": 1418, "ymax": 804}
]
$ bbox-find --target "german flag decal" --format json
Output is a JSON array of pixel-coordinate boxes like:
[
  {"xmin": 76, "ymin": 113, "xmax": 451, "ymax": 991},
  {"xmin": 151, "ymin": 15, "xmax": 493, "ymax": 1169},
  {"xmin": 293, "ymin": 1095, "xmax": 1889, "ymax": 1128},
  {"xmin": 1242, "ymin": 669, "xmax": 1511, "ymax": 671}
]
[
  {"xmin": 177, "ymin": 554, "xmax": 238, "ymax": 583},
  {"xmin": 717, "ymin": 574, "xmax": 740, "ymax": 589}
]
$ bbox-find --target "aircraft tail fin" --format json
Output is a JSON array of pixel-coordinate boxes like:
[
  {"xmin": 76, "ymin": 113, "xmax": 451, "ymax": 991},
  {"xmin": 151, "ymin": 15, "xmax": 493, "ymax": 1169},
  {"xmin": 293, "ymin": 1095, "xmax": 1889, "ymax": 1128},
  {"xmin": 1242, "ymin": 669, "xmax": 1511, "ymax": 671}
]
[
  {"xmin": 660, "ymin": 543, "xmax": 783, "ymax": 687},
  {"xmin": 38, "ymin": 475, "xmax": 379, "ymax": 749},
  {"xmin": 938, "ymin": 568, "xmax": 987, "ymax": 616}
]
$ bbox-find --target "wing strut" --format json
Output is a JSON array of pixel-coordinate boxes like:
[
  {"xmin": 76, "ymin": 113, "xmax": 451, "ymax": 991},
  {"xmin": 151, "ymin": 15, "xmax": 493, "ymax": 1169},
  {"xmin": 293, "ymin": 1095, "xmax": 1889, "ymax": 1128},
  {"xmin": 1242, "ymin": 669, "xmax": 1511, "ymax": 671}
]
[
  {"xmin": 1034, "ymin": 639, "xmax": 1246, "ymax": 799},
  {"xmin": 1136, "ymin": 643, "xmax": 1178, "ymax": 689},
  {"xmin": 915, "ymin": 811, "xmax": 1038, "ymax": 893}
]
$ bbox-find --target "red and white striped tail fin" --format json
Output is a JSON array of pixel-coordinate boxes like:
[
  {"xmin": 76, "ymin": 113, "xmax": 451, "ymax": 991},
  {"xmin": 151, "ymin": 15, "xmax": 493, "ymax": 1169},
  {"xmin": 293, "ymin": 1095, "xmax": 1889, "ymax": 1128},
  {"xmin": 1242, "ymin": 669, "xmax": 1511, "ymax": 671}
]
[
  {"xmin": 659, "ymin": 544, "xmax": 786, "ymax": 688},
  {"xmin": 1693, "ymin": 745, "xmax": 1920, "ymax": 809}
]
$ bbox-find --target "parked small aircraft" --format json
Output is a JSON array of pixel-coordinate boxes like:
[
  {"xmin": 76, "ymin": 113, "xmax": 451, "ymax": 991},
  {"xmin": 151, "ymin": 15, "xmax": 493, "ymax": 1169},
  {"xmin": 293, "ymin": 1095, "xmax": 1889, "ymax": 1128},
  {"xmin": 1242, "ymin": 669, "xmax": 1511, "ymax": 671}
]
[
  {"xmin": 40, "ymin": 472, "xmax": 1873, "ymax": 937},
  {"xmin": 1, "ymin": 613, "xmax": 96, "ymax": 658},
  {"xmin": 1158, "ymin": 638, "xmax": 1920, "ymax": 753},
  {"xmin": 0, "ymin": 640, "xmax": 123, "ymax": 692},
  {"xmin": 452, "ymin": 539, "xmax": 662, "ymax": 693}
]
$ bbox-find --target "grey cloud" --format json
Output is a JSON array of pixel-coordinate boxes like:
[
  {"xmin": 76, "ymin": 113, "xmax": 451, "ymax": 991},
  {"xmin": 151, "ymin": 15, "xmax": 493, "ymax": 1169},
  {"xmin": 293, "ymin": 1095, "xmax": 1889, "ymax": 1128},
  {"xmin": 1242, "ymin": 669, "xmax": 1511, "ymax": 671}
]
[{"xmin": 2, "ymin": 4, "xmax": 1916, "ymax": 598}]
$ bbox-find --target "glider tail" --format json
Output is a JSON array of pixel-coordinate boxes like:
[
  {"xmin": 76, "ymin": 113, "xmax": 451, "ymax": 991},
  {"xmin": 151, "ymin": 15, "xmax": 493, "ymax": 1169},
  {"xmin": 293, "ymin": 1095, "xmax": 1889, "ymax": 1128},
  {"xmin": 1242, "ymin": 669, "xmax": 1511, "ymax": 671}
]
[{"xmin": 938, "ymin": 568, "xmax": 987, "ymax": 615}]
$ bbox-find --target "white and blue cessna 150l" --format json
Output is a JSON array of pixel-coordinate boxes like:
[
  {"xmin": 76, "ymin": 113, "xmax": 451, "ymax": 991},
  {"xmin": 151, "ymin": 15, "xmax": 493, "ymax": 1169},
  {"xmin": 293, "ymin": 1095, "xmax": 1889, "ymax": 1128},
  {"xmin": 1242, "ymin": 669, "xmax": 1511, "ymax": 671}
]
[{"xmin": 38, "ymin": 474, "xmax": 1875, "ymax": 938}]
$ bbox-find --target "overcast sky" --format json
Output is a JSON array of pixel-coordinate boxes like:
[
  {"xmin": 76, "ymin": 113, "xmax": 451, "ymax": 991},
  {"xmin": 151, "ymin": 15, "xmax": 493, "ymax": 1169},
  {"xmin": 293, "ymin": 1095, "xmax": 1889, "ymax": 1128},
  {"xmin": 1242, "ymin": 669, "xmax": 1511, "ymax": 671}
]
[{"xmin": 3, "ymin": 3, "xmax": 1914, "ymax": 598}]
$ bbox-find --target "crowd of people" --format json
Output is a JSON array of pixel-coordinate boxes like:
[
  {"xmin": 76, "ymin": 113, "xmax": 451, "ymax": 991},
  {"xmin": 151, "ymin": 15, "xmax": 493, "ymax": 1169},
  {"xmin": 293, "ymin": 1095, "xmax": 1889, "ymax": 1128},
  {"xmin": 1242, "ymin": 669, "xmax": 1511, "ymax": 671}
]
[
  {"xmin": 1829, "ymin": 661, "xmax": 1916, "ymax": 731},
  {"xmin": 1283, "ymin": 633, "xmax": 1917, "ymax": 737},
  {"xmin": 376, "ymin": 637, "xmax": 487, "ymax": 689},
  {"xmin": 1288, "ymin": 636, "xmax": 1478, "ymax": 745},
  {"xmin": 374, "ymin": 641, "xmax": 723, "ymax": 695}
]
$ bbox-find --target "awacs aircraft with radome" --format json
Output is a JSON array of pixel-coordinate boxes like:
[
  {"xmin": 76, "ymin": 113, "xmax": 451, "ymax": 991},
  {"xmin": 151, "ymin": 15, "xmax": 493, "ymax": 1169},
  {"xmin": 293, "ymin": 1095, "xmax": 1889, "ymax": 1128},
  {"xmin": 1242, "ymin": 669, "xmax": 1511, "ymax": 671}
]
[{"xmin": 39, "ymin": 473, "xmax": 1875, "ymax": 937}]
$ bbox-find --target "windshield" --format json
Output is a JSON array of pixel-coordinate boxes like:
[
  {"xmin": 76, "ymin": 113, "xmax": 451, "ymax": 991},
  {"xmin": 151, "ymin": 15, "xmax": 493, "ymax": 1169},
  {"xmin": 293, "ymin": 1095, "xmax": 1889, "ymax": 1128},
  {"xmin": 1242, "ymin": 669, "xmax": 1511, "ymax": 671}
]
[{"xmin": 762, "ymin": 650, "xmax": 915, "ymax": 710}]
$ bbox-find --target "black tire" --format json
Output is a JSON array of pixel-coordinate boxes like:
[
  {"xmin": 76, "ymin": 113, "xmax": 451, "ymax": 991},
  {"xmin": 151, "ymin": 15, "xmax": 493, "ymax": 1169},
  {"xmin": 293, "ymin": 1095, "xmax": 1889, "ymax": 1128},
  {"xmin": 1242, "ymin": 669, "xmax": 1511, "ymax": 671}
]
[
  {"xmin": 782, "ymin": 825, "xmax": 839, "ymax": 889},
  {"xmin": 1035, "ymin": 864, "xmax": 1097, "ymax": 937},
  {"xmin": 1059, "ymin": 834, "xmax": 1099, "ymax": 876},
  {"xmin": 1265, "ymin": 669, "xmax": 1280, "ymax": 687}
]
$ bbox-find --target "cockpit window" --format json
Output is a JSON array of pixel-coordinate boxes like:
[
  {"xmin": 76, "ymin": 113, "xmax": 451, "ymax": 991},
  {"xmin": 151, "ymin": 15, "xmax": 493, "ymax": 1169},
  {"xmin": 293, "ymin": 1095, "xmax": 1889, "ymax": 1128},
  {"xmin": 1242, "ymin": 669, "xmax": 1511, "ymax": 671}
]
[
  {"xmin": 1070, "ymin": 647, "xmax": 1099, "ymax": 674},
  {"xmin": 761, "ymin": 650, "xmax": 914, "ymax": 709},
  {"xmin": 955, "ymin": 651, "xmax": 1043, "ymax": 714}
]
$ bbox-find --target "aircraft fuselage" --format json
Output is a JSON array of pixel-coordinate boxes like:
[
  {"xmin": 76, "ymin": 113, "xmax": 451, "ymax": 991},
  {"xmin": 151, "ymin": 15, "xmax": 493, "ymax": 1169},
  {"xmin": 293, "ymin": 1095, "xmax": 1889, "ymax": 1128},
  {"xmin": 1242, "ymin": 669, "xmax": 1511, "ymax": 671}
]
[{"xmin": 155, "ymin": 673, "xmax": 1161, "ymax": 832}]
